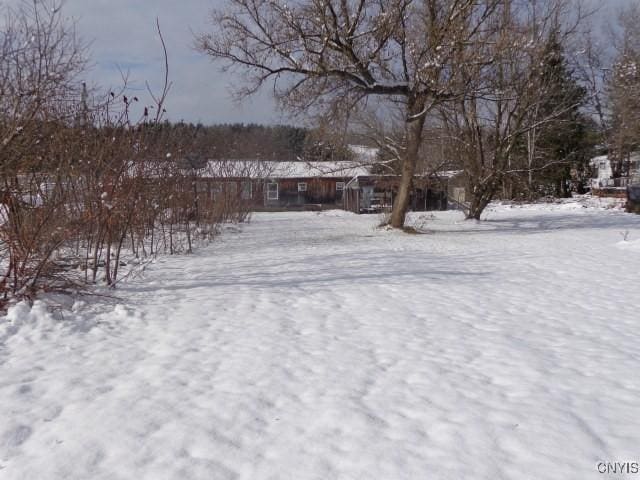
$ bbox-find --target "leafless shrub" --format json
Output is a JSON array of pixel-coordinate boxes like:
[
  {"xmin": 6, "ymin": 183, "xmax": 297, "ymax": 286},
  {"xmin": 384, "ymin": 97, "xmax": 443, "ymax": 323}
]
[{"xmin": 0, "ymin": 6, "xmax": 249, "ymax": 308}]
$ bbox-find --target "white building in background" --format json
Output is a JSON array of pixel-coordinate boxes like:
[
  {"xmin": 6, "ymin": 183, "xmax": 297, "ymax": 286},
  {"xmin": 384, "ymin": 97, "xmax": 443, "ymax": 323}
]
[{"xmin": 590, "ymin": 154, "xmax": 640, "ymax": 192}]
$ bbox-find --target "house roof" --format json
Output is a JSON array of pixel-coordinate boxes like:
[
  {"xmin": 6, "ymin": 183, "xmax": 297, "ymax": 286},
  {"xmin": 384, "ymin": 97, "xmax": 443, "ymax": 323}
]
[
  {"xmin": 201, "ymin": 160, "xmax": 462, "ymax": 180},
  {"xmin": 201, "ymin": 144, "xmax": 380, "ymax": 179},
  {"xmin": 204, "ymin": 160, "xmax": 372, "ymax": 179}
]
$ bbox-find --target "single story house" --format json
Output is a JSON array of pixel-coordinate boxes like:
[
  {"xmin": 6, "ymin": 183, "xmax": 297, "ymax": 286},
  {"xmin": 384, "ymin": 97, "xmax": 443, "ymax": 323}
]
[
  {"xmin": 196, "ymin": 159, "xmax": 452, "ymax": 213},
  {"xmin": 197, "ymin": 160, "xmax": 368, "ymax": 210}
]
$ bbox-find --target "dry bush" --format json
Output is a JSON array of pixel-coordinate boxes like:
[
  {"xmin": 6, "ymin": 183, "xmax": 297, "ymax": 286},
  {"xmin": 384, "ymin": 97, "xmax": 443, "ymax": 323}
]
[{"xmin": 1, "ymin": 4, "xmax": 250, "ymax": 308}]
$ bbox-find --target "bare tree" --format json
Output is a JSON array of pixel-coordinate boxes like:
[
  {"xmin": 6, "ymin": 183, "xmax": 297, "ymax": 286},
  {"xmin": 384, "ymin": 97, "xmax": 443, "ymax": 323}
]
[
  {"xmin": 440, "ymin": 0, "xmax": 587, "ymax": 218},
  {"xmin": 196, "ymin": 0, "xmax": 503, "ymax": 228},
  {"xmin": 575, "ymin": 25, "xmax": 609, "ymax": 148},
  {"xmin": 606, "ymin": 3, "xmax": 640, "ymax": 180}
]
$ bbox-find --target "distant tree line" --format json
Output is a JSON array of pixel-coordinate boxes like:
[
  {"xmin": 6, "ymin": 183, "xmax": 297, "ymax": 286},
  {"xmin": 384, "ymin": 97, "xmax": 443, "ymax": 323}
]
[{"xmin": 135, "ymin": 122, "xmax": 353, "ymax": 163}]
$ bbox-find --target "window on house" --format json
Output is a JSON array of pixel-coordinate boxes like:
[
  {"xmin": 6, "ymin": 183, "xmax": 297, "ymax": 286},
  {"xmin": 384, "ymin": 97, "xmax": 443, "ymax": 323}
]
[
  {"xmin": 336, "ymin": 181, "xmax": 345, "ymax": 191},
  {"xmin": 267, "ymin": 182, "xmax": 278, "ymax": 200},
  {"xmin": 241, "ymin": 181, "xmax": 252, "ymax": 199},
  {"xmin": 298, "ymin": 182, "xmax": 307, "ymax": 192}
]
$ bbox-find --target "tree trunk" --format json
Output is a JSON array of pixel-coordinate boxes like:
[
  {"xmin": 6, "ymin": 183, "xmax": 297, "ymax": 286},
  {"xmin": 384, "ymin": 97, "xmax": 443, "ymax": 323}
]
[
  {"xmin": 390, "ymin": 99, "xmax": 427, "ymax": 229},
  {"xmin": 105, "ymin": 241, "xmax": 112, "ymax": 284},
  {"xmin": 467, "ymin": 193, "xmax": 491, "ymax": 220},
  {"xmin": 467, "ymin": 178, "xmax": 499, "ymax": 220}
]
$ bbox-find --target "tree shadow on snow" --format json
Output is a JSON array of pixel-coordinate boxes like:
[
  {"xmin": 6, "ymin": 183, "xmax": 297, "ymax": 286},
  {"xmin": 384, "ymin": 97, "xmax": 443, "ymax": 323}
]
[{"xmin": 433, "ymin": 212, "xmax": 640, "ymax": 236}]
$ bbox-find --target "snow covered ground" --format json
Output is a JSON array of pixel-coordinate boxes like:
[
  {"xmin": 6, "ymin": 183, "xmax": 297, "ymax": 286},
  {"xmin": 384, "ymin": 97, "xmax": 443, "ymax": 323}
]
[{"xmin": 2, "ymin": 200, "xmax": 640, "ymax": 479}]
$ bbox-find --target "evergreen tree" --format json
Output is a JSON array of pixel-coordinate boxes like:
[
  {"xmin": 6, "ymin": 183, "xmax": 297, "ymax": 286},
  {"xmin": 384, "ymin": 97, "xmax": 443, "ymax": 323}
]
[{"xmin": 518, "ymin": 35, "xmax": 593, "ymax": 197}]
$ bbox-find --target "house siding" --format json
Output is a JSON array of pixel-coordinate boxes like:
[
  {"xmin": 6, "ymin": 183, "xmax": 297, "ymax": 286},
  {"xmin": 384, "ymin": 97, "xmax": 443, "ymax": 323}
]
[{"xmin": 263, "ymin": 178, "xmax": 345, "ymax": 208}]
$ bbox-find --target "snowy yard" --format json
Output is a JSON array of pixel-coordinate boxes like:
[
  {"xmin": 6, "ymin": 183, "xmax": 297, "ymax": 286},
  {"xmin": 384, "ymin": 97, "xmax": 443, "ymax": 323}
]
[{"xmin": 2, "ymin": 200, "xmax": 640, "ymax": 480}]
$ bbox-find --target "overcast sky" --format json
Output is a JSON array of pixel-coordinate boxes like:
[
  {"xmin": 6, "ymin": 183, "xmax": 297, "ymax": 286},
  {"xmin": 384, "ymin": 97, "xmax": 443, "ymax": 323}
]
[
  {"xmin": 4, "ymin": 0, "xmax": 632, "ymax": 126},
  {"xmin": 58, "ymin": 0, "xmax": 282, "ymax": 125}
]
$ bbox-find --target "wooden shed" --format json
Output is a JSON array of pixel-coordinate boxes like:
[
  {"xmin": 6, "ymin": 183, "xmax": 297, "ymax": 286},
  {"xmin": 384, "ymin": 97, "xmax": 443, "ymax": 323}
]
[{"xmin": 343, "ymin": 175, "xmax": 448, "ymax": 214}]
